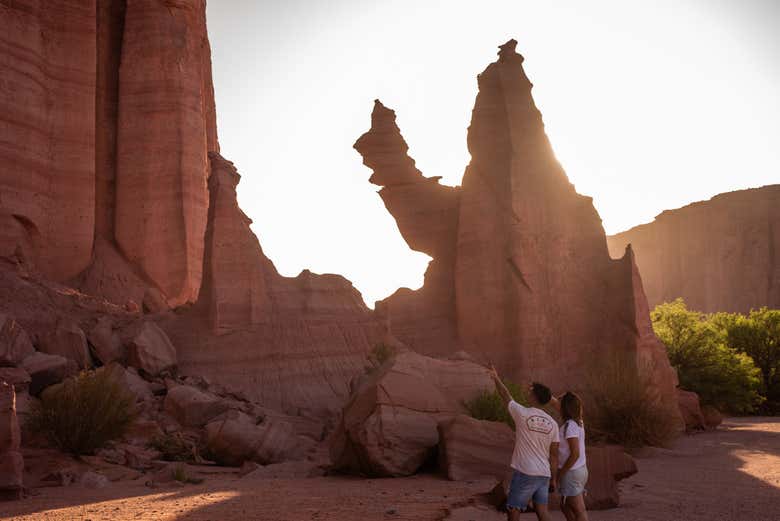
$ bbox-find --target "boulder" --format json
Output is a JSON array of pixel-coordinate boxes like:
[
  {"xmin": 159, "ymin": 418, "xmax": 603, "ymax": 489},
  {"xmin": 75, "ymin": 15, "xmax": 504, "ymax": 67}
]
[
  {"xmin": 20, "ymin": 352, "xmax": 78, "ymax": 396},
  {"xmin": 37, "ymin": 321, "xmax": 92, "ymax": 369},
  {"xmin": 438, "ymin": 415, "xmax": 514, "ymax": 481},
  {"xmin": 701, "ymin": 405, "xmax": 723, "ymax": 430},
  {"xmin": 584, "ymin": 445, "xmax": 638, "ymax": 509},
  {"xmin": 677, "ymin": 389, "xmax": 706, "ymax": 432},
  {"xmin": 164, "ymin": 385, "xmax": 228, "ymax": 427},
  {"xmin": 0, "ymin": 382, "xmax": 22, "ymax": 500},
  {"xmin": 100, "ymin": 363, "xmax": 153, "ymax": 403},
  {"xmin": 330, "ymin": 350, "xmax": 494, "ymax": 477},
  {"xmin": 0, "ymin": 368, "xmax": 31, "ymax": 393},
  {"xmin": 0, "ymin": 315, "xmax": 34, "ymax": 367},
  {"xmin": 79, "ymin": 470, "xmax": 110, "ymax": 489},
  {"xmin": 126, "ymin": 322, "xmax": 177, "ymax": 376},
  {"xmin": 86, "ymin": 317, "xmax": 124, "ymax": 365},
  {"xmin": 204, "ymin": 411, "xmax": 304, "ymax": 466}
]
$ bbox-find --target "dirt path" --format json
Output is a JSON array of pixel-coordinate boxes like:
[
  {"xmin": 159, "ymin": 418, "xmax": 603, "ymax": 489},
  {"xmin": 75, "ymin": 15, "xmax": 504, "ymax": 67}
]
[{"xmin": 1, "ymin": 418, "xmax": 778, "ymax": 521}]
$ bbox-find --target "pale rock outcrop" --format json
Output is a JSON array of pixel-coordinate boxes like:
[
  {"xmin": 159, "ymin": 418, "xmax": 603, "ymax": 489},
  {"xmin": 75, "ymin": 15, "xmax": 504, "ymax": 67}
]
[
  {"xmin": 330, "ymin": 351, "xmax": 494, "ymax": 477},
  {"xmin": 438, "ymin": 415, "xmax": 514, "ymax": 481},
  {"xmin": 0, "ymin": 315, "xmax": 34, "ymax": 367},
  {"xmin": 0, "ymin": 382, "xmax": 23, "ymax": 499},
  {"xmin": 356, "ymin": 40, "xmax": 680, "ymax": 422},
  {"xmin": 164, "ymin": 385, "xmax": 229, "ymax": 427},
  {"xmin": 125, "ymin": 322, "xmax": 177, "ymax": 377},
  {"xmin": 37, "ymin": 321, "xmax": 92, "ymax": 370},
  {"xmin": 584, "ymin": 445, "xmax": 638, "ymax": 509},
  {"xmin": 204, "ymin": 411, "xmax": 306, "ymax": 466},
  {"xmin": 677, "ymin": 389, "xmax": 706, "ymax": 432},
  {"xmin": 702, "ymin": 405, "xmax": 723, "ymax": 430},
  {"xmin": 20, "ymin": 352, "xmax": 78, "ymax": 396},
  {"xmin": 608, "ymin": 185, "xmax": 780, "ymax": 313}
]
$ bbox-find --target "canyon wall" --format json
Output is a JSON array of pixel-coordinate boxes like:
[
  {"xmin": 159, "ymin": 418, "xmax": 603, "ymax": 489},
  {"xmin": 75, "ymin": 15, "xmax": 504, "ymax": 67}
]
[
  {"xmin": 357, "ymin": 41, "xmax": 679, "ymax": 412},
  {"xmin": 0, "ymin": 0, "xmax": 383, "ymax": 415},
  {"xmin": 0, "ymin": 0, "xmax": 217, "ymax": 307},
  {"xmin": 608, "ymin": 186, "xmax": 780, "ymax": 313}
]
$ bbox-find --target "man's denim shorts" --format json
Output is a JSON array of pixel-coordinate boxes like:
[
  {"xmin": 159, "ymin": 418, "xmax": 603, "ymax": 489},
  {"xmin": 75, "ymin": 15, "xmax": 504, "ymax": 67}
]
[
  {"xmin": 559, "ymin": 465, "xmax": 588, "ymax": 497},
  {"xmin": 506, "ymin": 470, "xmax": 550, "ymax": 511}
]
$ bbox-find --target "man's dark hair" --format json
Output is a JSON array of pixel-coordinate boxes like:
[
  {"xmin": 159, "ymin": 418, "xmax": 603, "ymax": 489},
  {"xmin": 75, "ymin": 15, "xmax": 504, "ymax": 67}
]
[{"xmin": 531, "ymin": 382, "xmax": 552, "ymax": 405}]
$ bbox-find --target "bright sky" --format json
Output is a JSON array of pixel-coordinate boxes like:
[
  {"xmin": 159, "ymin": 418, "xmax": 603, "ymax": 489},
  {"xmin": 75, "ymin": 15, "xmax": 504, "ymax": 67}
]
[{"xmin": 206, "ymin": 0, "xmax": 780, "ymax": 306}]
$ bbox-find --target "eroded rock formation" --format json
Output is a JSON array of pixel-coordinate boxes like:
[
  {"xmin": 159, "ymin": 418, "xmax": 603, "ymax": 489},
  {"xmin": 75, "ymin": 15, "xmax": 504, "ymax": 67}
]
[
  {"xmin": 357, "ymin": 40, "xmax": 679, "ymax": 414},
  {"xmin": 608, "ymin": 185, "xmax": 780, "ymax": 313}
]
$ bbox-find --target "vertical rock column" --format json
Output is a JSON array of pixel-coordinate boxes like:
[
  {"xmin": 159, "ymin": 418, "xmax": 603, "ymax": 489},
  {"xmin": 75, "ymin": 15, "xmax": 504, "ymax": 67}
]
[
  {"xmin": 115, "ymin": 0, "xmax": 219, "ymax": 307},
  {"xmin": 0, "ymin": 0, "xmax": 97, "ymax": 280},
  {"xmin": 0, "ymin": 381, "xmax": 23, "ymax": 500}
]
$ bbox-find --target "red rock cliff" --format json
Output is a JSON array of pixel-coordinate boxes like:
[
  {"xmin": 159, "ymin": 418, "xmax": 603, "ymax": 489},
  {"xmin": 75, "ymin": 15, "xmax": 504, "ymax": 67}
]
[
  {"xmin": 357, "ymin": 40, "xmax": 679, "ymax": 411},
  {"xmin": 0, "ymin": 0, "xmax": 218, "ymax": 307},
  {"xmin": 608, "ymin": 185, "xmax": 780, "ymax": 313}
]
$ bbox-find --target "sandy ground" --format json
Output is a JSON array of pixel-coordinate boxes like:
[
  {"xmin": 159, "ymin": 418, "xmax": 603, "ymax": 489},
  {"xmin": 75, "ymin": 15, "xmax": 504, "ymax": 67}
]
[{"xmin": 1, "ymin": 417, "xmax": 778, "ymax": 521}]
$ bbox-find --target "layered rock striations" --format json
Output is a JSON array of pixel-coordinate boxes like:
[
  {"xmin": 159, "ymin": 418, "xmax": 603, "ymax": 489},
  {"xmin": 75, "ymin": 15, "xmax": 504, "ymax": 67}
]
[
  {"xmin": 0, "ymin": 0, "xmax": 217, "ymax": 307},
  {"xmin": 608, "ymin": 185, "xmax": 780, "ymax": 313},
  {"xmin": 357, "ymin": 40, "xmax": 679, "ymax": 411}
]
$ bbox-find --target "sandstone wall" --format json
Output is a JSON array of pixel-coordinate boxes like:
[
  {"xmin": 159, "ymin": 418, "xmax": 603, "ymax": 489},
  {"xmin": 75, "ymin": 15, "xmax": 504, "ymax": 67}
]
[
  {"xmin": 356, "ymin": 41, "xmax": 679, "ymax": 413},
  {"xmin": 608, "ymin": 186, "xmax": 780, "ymax": 313},
  {"xmin": 0, "ymin": 0, "xmax": 218, "ymax": 307},
  {"xmin": 0, "ymin": 0, "xmax": 97, "ymax": 281}
]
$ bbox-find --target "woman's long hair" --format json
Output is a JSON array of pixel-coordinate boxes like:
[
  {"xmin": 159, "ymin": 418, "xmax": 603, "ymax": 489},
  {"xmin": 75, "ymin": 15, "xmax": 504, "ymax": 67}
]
[{"xmin": 560, "ymin": 391, "xmax": 584, "ymax": 427}]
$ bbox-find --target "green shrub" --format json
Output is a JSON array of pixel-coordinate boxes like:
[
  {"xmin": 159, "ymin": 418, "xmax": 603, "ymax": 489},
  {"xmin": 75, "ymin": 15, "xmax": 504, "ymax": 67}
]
[
  {"xmin": 586, "ymin": 358, "xmax": 678, "ymax": 448},
  {"xmin": 725, "ymin": 308, "xmax": 780, "ymax": 413},
  {"xmin": 28, "ymin": 370, "xmax": 136, "ymax": 456},
  {"xmin": 464, "ymin": 381, "xmax": 528, "ymax": 428},
  {"xmin": 652, "ymin": 299, "xmax": 763, "ymax": 413}
]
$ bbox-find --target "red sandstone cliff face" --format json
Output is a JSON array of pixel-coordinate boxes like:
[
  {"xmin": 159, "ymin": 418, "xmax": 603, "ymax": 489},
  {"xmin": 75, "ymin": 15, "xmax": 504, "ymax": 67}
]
[
  {"xmin": 357, "ymin": 40, "xmax": 679, "ymax": 411},
  {"xmin": 0, "ymin": 0, "xmax": 217, "ymax": 307},
  {"xmin": 608, "ymin": 186, "xmax": 780, "ymax": 313}
]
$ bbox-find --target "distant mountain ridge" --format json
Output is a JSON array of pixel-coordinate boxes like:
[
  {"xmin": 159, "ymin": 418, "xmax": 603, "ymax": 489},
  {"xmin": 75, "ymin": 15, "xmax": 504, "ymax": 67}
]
[{"xmin": 608, "ymin": 185, "xmax": 780, "ymax": 313}]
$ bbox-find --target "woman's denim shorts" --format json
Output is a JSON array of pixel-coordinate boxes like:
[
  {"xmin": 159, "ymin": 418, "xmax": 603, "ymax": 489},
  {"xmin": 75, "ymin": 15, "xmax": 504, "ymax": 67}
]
[{"xmin": 559, "ymin": 465, "xmax": 588, "ymax": 497}]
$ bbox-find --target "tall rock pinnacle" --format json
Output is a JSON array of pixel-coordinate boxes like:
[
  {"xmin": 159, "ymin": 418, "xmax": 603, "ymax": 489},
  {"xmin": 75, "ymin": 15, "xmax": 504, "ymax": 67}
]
[{"xmin": 356, "ymin": 40, "xmax": 680, "ymax": 418}]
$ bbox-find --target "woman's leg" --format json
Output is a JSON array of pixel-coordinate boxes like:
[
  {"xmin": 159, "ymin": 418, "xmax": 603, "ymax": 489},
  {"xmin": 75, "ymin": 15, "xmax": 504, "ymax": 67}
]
[
  {"xmin": 560, "ymin": 497, "xmax": 577, "ymax": 521},
  {"xmin": 567, "ymin": 494, "xmax": 589, "ymax": 521}
]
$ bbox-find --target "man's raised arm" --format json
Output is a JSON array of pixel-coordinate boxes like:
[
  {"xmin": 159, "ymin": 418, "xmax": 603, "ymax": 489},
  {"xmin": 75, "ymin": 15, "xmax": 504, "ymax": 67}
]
[{"xmin": 488, "ymin": 364, "xmax": 513, "ymax": 406}]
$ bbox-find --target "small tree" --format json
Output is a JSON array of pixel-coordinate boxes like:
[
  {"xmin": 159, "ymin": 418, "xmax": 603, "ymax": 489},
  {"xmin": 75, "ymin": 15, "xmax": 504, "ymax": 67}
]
[
  {"xmin": 28, "ymin": 370, "xmax": 137, "ymax": 456},
  {"xmin": 651, "ymin": 299, "xmax": 762, "ymax": 413},
  {"xmin": 727, "ymin": 308, "xmax": 780, "ymax": 412}
]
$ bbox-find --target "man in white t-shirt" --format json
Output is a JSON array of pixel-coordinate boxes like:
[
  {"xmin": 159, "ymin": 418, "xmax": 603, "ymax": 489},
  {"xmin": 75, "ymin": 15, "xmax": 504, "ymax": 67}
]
[{"xmin": 489, "ymin": 366, "xmax": 559, "ymax": 521}]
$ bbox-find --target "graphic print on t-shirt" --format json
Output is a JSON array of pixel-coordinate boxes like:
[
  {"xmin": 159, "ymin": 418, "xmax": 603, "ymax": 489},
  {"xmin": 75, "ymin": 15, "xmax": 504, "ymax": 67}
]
[{"xmin": 527, "ymin": 415, "xmax": 554, "ymax": 434}]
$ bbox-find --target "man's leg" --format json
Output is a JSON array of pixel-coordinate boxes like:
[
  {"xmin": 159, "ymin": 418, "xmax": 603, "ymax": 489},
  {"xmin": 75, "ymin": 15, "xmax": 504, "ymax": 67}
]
[
  {"xmin": 534, "ymin": 503, "xmax": 553, "ymax": 521},
  {"xmin": 508, "ymin": 507, "xmax": 522, "ymax": 521}
]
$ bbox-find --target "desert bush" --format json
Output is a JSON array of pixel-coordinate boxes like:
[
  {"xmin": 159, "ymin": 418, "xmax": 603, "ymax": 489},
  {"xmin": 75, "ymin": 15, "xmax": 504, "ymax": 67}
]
[
  {"xmin": 464, "ymin": 381, "xmax": 528, "ymax": 428},
  {"xmin": 586, "ymin": 358, "xmax": 678, "ymax": 448},
  {"xmin": 652, "ymin": 299, "xmax": 763, "ymax": 413},
  {"xmin": 28, "ymin": 370, "xmax": 136, "ymax": 456}
]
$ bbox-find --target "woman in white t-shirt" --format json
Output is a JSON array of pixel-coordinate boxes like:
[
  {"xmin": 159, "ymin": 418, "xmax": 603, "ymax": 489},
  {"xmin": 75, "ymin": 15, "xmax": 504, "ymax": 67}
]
[{"xmin": 557, "ymin": 392, "xmax": 589, "ymax": 521}]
